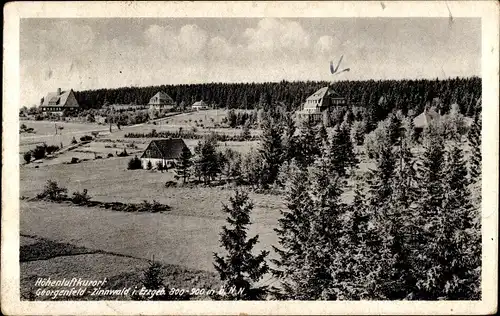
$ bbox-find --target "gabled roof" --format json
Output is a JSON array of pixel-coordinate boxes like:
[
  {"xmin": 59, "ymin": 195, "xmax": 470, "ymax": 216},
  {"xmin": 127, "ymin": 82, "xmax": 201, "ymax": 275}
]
[
  {"xmin": 41, "ymin": 89, "xmax": 78, "ymax": 108},
  {"xmin": 149, "ymin": 91, "xmax": 175, "ymax": 104},
  {"xmin": 192, "ymin": 100, "xmax": 207, "ymax": 106},
  {"xmin": 141, "ymin": 138, "xmax": 190, "ymax": 160},
  {"xmin": 306, "ymin": 86, "xmax": 343, "ymax": 102},
  {"xmin": 413, "ymin": 107, "xmax": 440, "ymax": 128}
]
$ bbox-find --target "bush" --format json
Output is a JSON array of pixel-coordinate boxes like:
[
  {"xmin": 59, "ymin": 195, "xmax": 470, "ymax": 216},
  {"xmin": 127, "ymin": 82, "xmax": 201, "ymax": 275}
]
[
  {"xmin": 23, "ymin": 151, "xmax": 31, "ymax": 164},
  {"xmin": 127, "ymin": 156, "xmax": 142, "ymax": 170},
  {"xmin": 31, "ymin": 144, "xmax": 47, "ymax": 160},
  {"xmin": 45, "ymin": 145, "xmax": 59, "ymax": 155},
  {"xmin": 71, "ymin": 189, "xmax": 91, "ymax": 205},
  {"xmin": 147, "ymin": 160, "xmax": 153, "ymax": 170},
  {"xmin": 117, "ymin": 148, "xmax": 129, "ymax": 157},
  {"xmin": 71, "ymin": 137, "xmax": 77, "ymax": 144},
  {"xmin": 165, "ymin": 181, "xmax": 177, "ymax": 188},
  {"xmin": 80, "ymin": 135, "xmax": 93, "ymax": 142},
  {"xmin": 38, "ymin": 180, "xmax": 68, "ymax": 201},
  {"xmin": 107, "ymin": 153, "xmax": 114, "ymax": 158},
  {"xmin": 70, "ymin": 157, "xmax": 80, "ymax": 164}
]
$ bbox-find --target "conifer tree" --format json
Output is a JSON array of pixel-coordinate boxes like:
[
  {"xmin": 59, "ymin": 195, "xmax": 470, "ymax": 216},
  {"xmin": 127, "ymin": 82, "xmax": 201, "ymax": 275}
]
[
  {"xmin": 412, "ymin": 123, "xmax": 447, "ymax": 299},
  {"xmin": 303, "ymin": 151, "xmax": 346, "ymax": 300},
  {"xmin": 282, "ymin": 113, "xmax": 297, "ymax": 163},
  {"xmin": 259, "ymin": 116, "xmax": 284, "ymax": 188},
  {"xmin": 271, "ymin": 162, "xmax": 314, "ymax": 299},
  {"xmin": 295, "ymin": 119, "xmax": 320, "ymax": 168},
  {"xmin": 194, "ymin": 136, "xmax": 220, "ymax": 184},
  {"xmin": 213, "ymin": 190, "xmax": 269, "ymax": 300},
  {"xmin": 467, "ymin": 111, "xmax": 481, "ymax": 182},
  {"xmin": 175, "ymin": 146, "xmax": 193, "ymax": 184},
  {"xmin": 436, "ymin": 142, "xmax": 479, "ymax": 299}
]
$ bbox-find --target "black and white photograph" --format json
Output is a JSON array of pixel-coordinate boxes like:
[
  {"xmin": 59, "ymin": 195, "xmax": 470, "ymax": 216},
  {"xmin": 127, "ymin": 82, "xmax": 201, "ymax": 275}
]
[{"xmin": 2, "ymin": 1, "xmax": 498, "ymax": 315}]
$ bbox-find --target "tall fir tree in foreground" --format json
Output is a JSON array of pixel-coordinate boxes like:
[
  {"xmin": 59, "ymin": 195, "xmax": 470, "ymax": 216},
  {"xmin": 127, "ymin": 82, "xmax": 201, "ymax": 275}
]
[
  {"xmin": 174, "ymin": 146, "xmax": 193, "ymax": 184},
  {"xmin": 304, "ymin": 146, "xmax": 348, "ymax": 300},
  {"xmin": 437, "ymin": 142, "xmax": 480, "ymax": 299},
  {"xmin": 213, "ymin": 190, "xmax": 269, "ymax": 300},
  {"xmin": 271, "ymin": 162, "xmax": 314, "ymax": 299},
  {"xmin": 413, "ymin": 123, "xmax": 447, "ymax": 299}
]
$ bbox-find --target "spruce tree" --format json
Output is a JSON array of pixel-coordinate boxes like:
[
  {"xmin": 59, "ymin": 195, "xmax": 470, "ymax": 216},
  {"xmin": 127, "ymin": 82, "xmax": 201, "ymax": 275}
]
[
  {"xmin": 194, "ymin": 136, "xmax": 220, "ymax": 184},
  {"xmin": 175, "ymin": 146, "xmax": 193, "ymax": 184},
  {"xmin": 271, "ymin": 162, "xmax": 314, "ymax": 299},
  {"xmin": 303, "ymin": 151, "xmax": 346, "ymax": 300},
  {"xmin": 259, "ymin": 116, "xmax": 284, "ymax": 188},
  {"xmin": 295, "ymin": 119, "xmax": 320, "ymax": 168},
  {"xmin": 213, "ymin": 190, "xmax": 269, "ymax": 300},
  {"xmin": 412, "ymin": 123, "xmax": 447, "ymax": 299},
  {"xmin": 282, "ymin": 113, "xmax": 297, "ymax": 162},
  {"xmin": 467, "ymin": 111, "xmax": 481, "ymax": 182},
  {"xmin": 437, "ymin": 142, "xmax": 479, "ymax": 299}
]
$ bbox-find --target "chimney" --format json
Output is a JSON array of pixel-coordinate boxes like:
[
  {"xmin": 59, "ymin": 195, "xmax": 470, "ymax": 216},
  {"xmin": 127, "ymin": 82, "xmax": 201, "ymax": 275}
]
[{"xmin": 57, "ymin": 88, "xmax": 61, "ymax": 95}]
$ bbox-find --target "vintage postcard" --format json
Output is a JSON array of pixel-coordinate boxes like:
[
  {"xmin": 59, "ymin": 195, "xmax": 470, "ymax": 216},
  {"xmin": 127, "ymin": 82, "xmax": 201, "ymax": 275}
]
[{"xmin": 2, "ymin": 1, "xmax": 499, "ymax": 315}]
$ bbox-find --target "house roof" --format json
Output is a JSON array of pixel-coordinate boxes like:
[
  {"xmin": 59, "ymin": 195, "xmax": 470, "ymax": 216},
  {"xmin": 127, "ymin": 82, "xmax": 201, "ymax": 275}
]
[
  {"xmin": 413, "ymin": 108, "xmax": 440, "ymax": 128},
  {"xmin": 306, "ymin": 86, "xmax": 343, "ymax": 102},
  {"xmin": 192, "ymin": 100, "xmax": 207, "ymax": 107},
  {"xmin": 41, "ymin": 89, "xmax": 78, "ymax": 108},
  {"xmin": 141, "ymin": 139, "xmax": 190, "ymax": 160},
  {"xmin": 149, "ymin": 91, "xmax": 175, "ymax": 105}
]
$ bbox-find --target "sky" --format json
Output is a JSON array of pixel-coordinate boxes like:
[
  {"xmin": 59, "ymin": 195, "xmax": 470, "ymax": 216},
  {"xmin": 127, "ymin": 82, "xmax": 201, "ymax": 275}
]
[{"xmin": 20, "ymin": 17, "xmax": 481, "ymax": 107}]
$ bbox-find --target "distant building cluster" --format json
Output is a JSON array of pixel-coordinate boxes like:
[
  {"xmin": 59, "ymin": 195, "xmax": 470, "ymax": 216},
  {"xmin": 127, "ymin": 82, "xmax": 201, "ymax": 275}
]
[{"xmin": 40, "ymin": 89, "xmax": 212, "ymax": 114}]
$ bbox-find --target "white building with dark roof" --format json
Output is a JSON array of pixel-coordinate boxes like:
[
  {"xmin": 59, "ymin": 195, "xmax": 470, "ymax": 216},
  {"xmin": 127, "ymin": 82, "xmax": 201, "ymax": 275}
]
[
  {"xmin": 40, "ymin": 88, "xmax": 79, "ymax": 114},
  {"xmin": 191, "ymin": 100, "xmax": 208, "ymax": 111},
  {"xmin": 296, "ymin": 86, "xmax": 347, "ymax": 123},
  {"xmin": 140, "ymin": 138, "xmax": 190, "ymax": 169},
  {"xmin": 148, "ymin": 91, "xmax": 175, "ymax": 111}
]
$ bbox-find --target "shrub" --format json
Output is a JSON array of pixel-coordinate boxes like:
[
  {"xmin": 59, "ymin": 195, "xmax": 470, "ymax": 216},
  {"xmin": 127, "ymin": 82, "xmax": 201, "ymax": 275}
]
[
  {"xmin": 31, "ymin": 144, "xmax": 47, "ymax": 160},
  {"xmin": 23, "ymin": 151, "xmax": 31, "ymax": 164},
  {"xmin": 45, "ymin": 145, "xmax": 59, "ymax": 155},
  {"xmin": 147, "ymin": 160, "xmax": 153, "ymax": 170},
  {"xmin": 70, "ymin": 157, "xmax": 80, "ymax": 164},
  {"xmin": 38, "ymin": 180, "xmax": 67, "ymax": 201},
  {"xmin": 80, "ymin": 135, "xmax": 93, "ymax": 142},
  {"xmin": 117, "ymin": 148, "xmax": 129, "ymax": 157},
  {"xmin": 165, "ymin": 181, "xmax": 177, "ymax": 188},
  {"xmin": 71, "ymin": 189, "xmax": 91, "ymax": 205},
  {"xmin": 127, "ymin": 156, "xmax": 143, "ymax": 170},
  {"xmin": 71, "ymin": 137, "xmax": 77, "ymax": 144},
  {"xmin": 107, "ymin": 153, "xmax": 114, "ymax": 158},
  {"xmin": 91, "ymin": 131, "xmax": 99, "ymax": 138}
]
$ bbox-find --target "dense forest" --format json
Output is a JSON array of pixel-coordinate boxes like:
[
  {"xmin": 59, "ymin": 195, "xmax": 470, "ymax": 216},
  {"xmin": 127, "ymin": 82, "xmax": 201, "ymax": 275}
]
[{"xmin": 74, "ymin": 77, "xmax": 481, "ymax": 121}]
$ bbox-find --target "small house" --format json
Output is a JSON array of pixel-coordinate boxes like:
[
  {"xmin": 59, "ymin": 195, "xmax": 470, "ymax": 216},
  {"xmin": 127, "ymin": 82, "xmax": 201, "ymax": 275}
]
[
  {"xmin": 413, "ymin": 107, "xmax": 440, "ymax": 135},
  {"xmin": 296, "ymin": 86, "xmax": 347, "ymax": 123},
  {"xmin": 140, "ymin": 138, "xmax": 190, "ymax": 169},
  {"xmin": 191, "ymin": 100, "xmax": 208, "ymax": 111},
  {"xmin": 148, "ymin": 92, "xmax": 175, "ymax": 111},
  {"xmin": 40, "ymin": 88, "xmax": 79, "ymax": 114}
]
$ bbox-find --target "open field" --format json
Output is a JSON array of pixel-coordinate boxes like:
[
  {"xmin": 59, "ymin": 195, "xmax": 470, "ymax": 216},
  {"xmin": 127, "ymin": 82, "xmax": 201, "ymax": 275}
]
[
  {"xmin": 20, "ymin": 235, "xmax": 219, "ymax": 300},
  {"xmin": 20, "ymin": 200, "xmax": 280, "ymax": 273},
  {"xmin": 20, "ymin": 157, "xmax": 284, "ymax": 220}
]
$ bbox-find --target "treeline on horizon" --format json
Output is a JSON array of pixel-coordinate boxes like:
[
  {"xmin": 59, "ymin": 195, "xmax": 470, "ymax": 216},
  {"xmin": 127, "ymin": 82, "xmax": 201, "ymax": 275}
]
[{"xmin": 73, "ymin": 76, "xmax": 481, "ymax": 119}]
